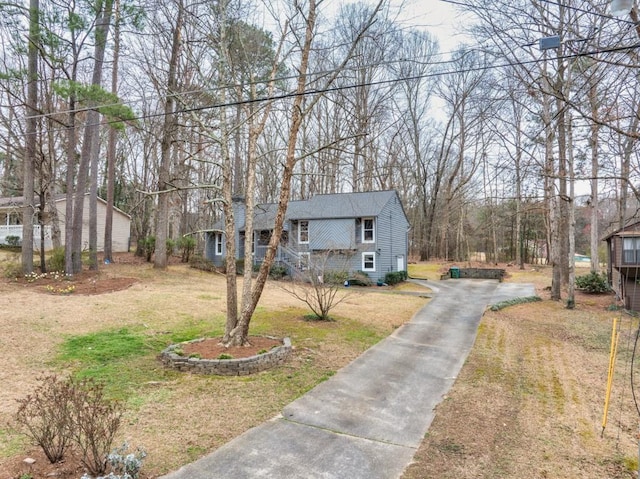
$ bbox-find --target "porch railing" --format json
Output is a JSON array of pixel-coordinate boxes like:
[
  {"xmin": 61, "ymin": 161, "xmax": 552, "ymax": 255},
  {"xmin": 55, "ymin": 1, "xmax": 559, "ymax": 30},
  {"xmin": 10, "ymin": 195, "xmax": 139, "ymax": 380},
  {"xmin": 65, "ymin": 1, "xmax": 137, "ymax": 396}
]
[{"xmin": 0, "ymin": 225, "xmax": 52, "ymax": 248}]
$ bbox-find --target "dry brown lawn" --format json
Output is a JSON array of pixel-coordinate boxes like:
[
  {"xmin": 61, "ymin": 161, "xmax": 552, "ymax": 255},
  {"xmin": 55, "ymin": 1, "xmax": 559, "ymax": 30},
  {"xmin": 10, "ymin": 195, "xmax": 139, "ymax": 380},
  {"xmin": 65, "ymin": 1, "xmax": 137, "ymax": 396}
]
[
  {"xmin": 0, "ymin": 251, "xmax": 428, "ymax": 478},
  {"xmin": 403, "ymin": 264, "xmax": 639, "ymax": 479},
  {"xmin": 2, "ymin": 253, "xmax": 636, "ymax": 479}
]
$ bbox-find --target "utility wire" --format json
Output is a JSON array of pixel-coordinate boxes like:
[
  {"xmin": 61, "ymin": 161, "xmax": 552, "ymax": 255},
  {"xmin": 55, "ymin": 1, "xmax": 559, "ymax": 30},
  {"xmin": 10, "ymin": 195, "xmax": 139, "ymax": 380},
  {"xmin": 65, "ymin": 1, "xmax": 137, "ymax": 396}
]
[
  {"xmin": 18, "ymin": 41, "xmax": 640, "ymax": 133},
  {"xmin": 440, "ymin": 0, "xmax": 639, "ymax": 25}
]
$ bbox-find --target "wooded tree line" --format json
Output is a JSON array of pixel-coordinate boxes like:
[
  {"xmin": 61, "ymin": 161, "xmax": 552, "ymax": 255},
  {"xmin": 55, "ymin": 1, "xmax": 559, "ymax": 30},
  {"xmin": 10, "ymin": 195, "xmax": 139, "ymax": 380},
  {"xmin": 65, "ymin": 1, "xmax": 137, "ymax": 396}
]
[{"xmin": 1, "ymin": 0, "xmax": 639, "ymax": 307}]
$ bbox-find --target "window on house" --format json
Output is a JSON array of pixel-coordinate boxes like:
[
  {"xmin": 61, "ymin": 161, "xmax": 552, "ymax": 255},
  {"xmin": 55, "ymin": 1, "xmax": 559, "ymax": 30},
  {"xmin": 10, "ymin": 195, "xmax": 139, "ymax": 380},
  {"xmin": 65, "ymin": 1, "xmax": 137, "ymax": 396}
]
[
  {"xmin": 215, "ymin": 233, "xmax": 223, "ymax": 255},
  {"xmin": 259, "ymin": 230, "xmax": 271, "ymax": 245},
  {"xmin": 623, "ymin": 237, "xmax": 640, "ymax": 263},
  {"xmin": 362, "ymin": 218, "xmax": 375, "ymax": 243},
  {"xmin": 362, "ymin": 252, "xmax": 375, "ymax": 271},
  {"xmin": 299, "ymin": 220, "xmax": 309, "ymax": 244}
]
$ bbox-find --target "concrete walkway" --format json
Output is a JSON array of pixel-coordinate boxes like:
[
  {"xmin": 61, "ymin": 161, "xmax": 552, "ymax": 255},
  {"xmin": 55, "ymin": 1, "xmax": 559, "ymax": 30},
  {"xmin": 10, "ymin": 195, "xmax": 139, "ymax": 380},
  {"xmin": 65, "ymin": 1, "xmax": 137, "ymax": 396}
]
[{"xmin": 161, "ymin": 279, "xmax": 536, "ymax": 479}]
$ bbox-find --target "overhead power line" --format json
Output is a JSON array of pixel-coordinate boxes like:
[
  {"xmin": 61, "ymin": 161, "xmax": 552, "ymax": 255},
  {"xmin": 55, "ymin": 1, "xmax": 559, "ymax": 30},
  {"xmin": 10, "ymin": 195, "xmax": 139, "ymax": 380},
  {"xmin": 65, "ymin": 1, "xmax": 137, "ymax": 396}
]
[
  {"xmin": 440, "ymin": 0, "xmax": 639, "ymax": 25},
  {"xmin": 15, "ymin": 40, "xmax": 640, "ymax": 134}
]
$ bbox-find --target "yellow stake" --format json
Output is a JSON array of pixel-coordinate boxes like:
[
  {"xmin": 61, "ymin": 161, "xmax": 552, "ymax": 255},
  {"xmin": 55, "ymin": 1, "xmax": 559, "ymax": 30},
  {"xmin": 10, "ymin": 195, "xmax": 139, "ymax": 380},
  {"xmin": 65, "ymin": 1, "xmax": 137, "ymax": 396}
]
[{"xmin": 602, "ymin": 317, "xmax": 619, "ymax": 435}]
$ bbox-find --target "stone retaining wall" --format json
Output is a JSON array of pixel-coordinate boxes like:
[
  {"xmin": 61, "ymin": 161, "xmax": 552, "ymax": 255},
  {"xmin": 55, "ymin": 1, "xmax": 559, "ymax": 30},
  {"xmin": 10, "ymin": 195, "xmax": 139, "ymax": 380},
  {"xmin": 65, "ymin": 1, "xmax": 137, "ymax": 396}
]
[
  {"xmin": 160, "ymin": 337, "xmax": 292, "ymax": 376},
  {"xmin": 442, "ymin": 268, "xmax": 506, "ymax": 281}
]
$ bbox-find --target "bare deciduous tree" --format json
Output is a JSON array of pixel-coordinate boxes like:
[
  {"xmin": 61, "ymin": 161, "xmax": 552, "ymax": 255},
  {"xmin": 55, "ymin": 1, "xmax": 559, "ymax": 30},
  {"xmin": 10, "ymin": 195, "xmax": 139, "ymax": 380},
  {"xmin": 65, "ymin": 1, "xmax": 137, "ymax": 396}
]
[{"xmin": 280, "ymin": 250, "xmax": 353, "ymax": 321}]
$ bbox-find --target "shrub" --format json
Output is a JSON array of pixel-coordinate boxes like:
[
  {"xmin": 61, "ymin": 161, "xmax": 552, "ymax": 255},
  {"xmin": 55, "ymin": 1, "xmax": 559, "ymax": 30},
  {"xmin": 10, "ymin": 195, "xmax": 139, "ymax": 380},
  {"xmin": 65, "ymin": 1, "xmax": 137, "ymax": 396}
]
[
  {"xmin": 348, "ymin": 271, "xmax": 371, "ymax": 286},
  {"xmin": 2, "ymin": 261, "xmax": 22, "ymax": 279},
  {"xmin": 81, "ymin": 442, "xmax": 146, "ymax": 479},
  {"xmin": 323, "ymin": 270, "xmax": 349, "ymax": 285},
  {"xmin": 5, "ymin": 235, "xmax": 20, "ymax": 247},
  {"xmin": 269, "ymin": 263, "xmax": 288, "ymax": 280},
  {"xmin": 177, "ymin": 236, "xmax": 196, "ymax": 263},
  {"xmin": 16, "ymin": 375, "xmax": 125, "ymax": 474},
  {"xmin": 15, "ymin": 374, "xmax": 74, "ymax": 463},
  {"xmin": 490, "ymin": 296, "xmax": 542, "ymax": 311},
  {"xmin": 69, "ymin": 378, "xmax": 123, "ymax": 477},
  {"xmin": 47, "ymin": 247, "xmax": 66, "ymax": 273},
  {"xmin": 189, "ymin": 255, "xmax": 216, "ymax": 272},
  {"xmin": 575, "ymin": 272, "xmax": 611, "ymax": 294},
  {"xmin": 166, "ymin": 239, "xmax": 176, "ymax": 255},
  {"xmin": 138, "ymin": 237, "xmax": 155, "ymax": 262},
  {"xmin": 384, "ymin": 271, "xmax": 407, "ymax": 285}
]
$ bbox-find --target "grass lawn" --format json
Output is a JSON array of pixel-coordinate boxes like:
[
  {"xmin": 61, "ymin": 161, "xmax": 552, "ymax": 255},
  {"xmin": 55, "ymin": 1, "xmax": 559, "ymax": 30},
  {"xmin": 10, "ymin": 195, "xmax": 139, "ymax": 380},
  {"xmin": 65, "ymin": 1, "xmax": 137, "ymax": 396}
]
[
  {"xmin": 402, "ymin": 263, "xmax": 639, "ymax": 479},
  {"xmin": 2, "ymin": 253, "xmax": 635, "ymax": 479},
  {"xmin": 0, "ymin": 253, "xmax": 428, "ymax": 477}
]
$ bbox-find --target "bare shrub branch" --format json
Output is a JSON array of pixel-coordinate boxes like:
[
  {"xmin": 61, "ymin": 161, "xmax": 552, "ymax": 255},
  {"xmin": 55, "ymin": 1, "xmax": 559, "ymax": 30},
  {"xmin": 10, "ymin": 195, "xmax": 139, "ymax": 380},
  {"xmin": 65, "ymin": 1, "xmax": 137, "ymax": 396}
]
[{"xmin": 15, "ymin": 374, "xmax": 74, "ymax": 463}]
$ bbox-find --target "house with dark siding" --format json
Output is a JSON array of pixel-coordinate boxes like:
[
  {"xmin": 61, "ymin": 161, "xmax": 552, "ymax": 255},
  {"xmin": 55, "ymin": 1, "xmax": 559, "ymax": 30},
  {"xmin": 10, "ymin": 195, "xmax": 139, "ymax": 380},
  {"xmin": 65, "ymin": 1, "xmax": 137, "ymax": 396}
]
[
  {"xmin": 604, "ymin": 221, "xmax": 640, "ymax": 311},
  {"xmin": 205, "ymin": 190, "xmax": 410, "ymax": 282}
]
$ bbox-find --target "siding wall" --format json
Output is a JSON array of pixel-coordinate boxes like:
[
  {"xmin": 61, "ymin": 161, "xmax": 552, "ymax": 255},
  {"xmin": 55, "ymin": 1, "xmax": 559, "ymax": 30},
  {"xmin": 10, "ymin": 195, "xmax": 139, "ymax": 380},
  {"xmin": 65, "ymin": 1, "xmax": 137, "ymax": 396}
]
[
  {"xmin": 623, "ymin": 275, "xmax": 640, "ymax": 311},
  {"xmin": 372, "ymin": 194, "xmax": 409, "ymax": 280},
  {"xmin": 309, "ymin": 219, "xmax": 355, "ymax": 250},
  {"xmin": 233, "ymin": 200, "xmax": 245, "ymax": 260},
  {"xmin": 608, "ymin": 232, "xmax": 640, "ymax": 311},
  {"xmin": 55, "ymin": 197, "xmax": 131, "ymax": 252},
  {"xmin": 340, "ymin": 194, "xmax": 409, "ymax": 281},
  {"xmin": 0, "ymin": 197, "xmax": 130, "ymax": 252},
  {"xmin": 204, "ymin": 192, "xmax": 410, "ymax": 282},
  {"xmin": 205, "ymin": 232, "xmax": 225, "ymax": 267}
]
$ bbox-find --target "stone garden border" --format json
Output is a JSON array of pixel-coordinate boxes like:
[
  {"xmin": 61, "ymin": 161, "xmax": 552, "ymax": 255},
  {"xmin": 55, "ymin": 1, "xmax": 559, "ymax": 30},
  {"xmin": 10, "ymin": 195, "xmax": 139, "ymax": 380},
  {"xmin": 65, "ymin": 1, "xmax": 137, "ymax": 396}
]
[{"xmin": 160, "ymin": 337, "xmax": 292, "ymax": 376}]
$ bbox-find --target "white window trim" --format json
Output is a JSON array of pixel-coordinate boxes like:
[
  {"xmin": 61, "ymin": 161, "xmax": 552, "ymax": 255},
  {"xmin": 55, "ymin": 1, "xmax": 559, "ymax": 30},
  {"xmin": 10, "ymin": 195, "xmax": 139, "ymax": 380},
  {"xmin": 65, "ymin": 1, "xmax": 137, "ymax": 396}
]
[
  {"xmin": 299, "ymin": 220, "xmax": 309, "ymax": 244},
  {"xmin": 215, "ymin": 233, "xmax": 223, "ymax": 255},
  {"xmin": 362, "ymin": 217, "xmax": 375, "ymax": 243},
  {"xmin": 362, "ymin": 252, "xmax": 376, "ymax": 272}
]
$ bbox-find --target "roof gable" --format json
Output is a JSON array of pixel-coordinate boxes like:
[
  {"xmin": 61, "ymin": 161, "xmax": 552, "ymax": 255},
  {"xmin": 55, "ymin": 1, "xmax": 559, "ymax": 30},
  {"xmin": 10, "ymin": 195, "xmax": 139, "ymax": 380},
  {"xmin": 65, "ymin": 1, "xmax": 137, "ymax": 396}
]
[
  {"xmin": 227, "ymin": 190, "xmax": 408, "ymax": 232},
  {"xmin": 287, "ymin": 190, "xmax": 399, "ymax": 220},
  {"xmin": 603, "ymin": 220, "xmax": 640, "ymax": 241},
  {"xmin": 0, "ymin": 194, "xmax": 131, "ymax": 219}
]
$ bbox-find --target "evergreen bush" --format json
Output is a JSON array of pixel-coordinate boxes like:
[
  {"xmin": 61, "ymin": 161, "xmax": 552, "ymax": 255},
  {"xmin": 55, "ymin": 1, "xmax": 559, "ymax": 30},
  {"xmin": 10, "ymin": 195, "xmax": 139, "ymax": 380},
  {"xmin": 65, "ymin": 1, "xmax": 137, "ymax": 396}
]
[
  {"xmin": 384, "ymin": 271, "xmax": 408, "ymax": 285},
  {"xmin": 47, "ymin": 247, "xmax": 65, "ymax": 273},
  {"xmin": 269, "ymin": 263, "xmax": 287, "ymax": 280},
  {"xmin": 575, "ymin": 272, "xmax": 611, "ymax": 294},
  {"xmin": 5, "ymin": 235, "xmax": 20, "ymax": 247}
]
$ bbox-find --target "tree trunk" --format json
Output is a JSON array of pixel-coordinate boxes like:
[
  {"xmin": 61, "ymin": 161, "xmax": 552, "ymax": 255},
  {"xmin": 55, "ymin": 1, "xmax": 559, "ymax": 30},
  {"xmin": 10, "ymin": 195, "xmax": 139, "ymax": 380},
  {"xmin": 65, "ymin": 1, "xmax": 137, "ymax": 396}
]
[
  {"xmin": 104, "ymin": 0, "xmax": 121, "ymax": 263},
  {"xmin": 566, "ymin": 114, "xmax": 575, "ymax": 310},
  {"xmin": 222, "ymin": 0, "xmax": 384, "ymax": 346},
  {"xmin": 72, "ymin": 0, "xmax": 113, "ymax": 274},
  {"xmin": 22, "ymin": 0, "xmax": 39, "ymax": 275},
  {"xmin": 221, "ymin": 102, "xmax": 238, "ymax": 341},
  {"xmin": 589, "ymin": 79, "xmax": 599, "ymax": 273},
  {"xmin": 542, "ymin": 61, "xmax": 561, "ymax": 300},
  {"xmin": 227, "ymin": 0, "xmax": 319, "ymax": 346},
  {"xmin": 154, "ymin": 0, "xmax": 183, "ymax": 270},
  {"xmin": 64, "ymin": 95, "xmax": 77, "ymax": 274}
]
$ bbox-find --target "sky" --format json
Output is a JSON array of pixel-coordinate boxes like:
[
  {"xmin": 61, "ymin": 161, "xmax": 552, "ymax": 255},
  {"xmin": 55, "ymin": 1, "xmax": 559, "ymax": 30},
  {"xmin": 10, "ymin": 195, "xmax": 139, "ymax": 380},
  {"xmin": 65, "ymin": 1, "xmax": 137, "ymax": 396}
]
[{"xmin": 324, "ymin": 0, "xmax": 472, "ymax": 54}]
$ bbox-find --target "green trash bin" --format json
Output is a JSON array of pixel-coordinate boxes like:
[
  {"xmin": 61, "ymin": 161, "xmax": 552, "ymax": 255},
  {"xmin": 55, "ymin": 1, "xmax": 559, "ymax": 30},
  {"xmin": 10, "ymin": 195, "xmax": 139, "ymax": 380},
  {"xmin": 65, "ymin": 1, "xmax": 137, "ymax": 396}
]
[{"xmin": 450, "ymin": 266, "xmax": 460, "ymax": 279}]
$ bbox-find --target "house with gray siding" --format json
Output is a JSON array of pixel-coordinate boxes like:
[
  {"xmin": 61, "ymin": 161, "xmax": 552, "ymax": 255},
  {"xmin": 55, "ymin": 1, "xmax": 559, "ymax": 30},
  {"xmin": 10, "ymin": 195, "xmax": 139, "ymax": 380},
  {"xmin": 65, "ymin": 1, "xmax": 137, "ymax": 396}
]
[
  {"xmin": 604, "ymin": 221, "xmax": 640, "ymax": 311},
  {"xmin": 205, "ymin": 190, "xmax": 410, "ymax": 282}
]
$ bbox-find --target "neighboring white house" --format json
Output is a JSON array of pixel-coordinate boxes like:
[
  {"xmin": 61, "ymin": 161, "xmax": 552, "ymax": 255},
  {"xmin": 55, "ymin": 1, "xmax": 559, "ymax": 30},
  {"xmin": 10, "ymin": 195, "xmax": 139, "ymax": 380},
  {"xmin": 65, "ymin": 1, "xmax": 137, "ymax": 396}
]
[{"xmin": 0, "ymin": 194, "xmax": 131, "ymax": 252}]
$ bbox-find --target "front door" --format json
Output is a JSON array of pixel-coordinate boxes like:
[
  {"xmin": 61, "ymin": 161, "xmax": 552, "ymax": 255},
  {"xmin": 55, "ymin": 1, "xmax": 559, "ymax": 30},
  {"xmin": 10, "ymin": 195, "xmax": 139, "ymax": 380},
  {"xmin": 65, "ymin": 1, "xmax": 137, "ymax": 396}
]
[{"xmin": 397, "ymin": 255, "xmax": 405, "ymax": 271}]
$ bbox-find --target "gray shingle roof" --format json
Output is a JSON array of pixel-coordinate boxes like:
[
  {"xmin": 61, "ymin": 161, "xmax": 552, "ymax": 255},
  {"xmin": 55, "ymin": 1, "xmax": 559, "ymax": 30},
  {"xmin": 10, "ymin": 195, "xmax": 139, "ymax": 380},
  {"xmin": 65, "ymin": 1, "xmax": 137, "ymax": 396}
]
[
  {"xmin": 288, "ymin": 190, "xmax": 398, "ymax": 220},
  {"xmin": 235, "ymin": 190, "xmax": 401, "ymax": 230}
]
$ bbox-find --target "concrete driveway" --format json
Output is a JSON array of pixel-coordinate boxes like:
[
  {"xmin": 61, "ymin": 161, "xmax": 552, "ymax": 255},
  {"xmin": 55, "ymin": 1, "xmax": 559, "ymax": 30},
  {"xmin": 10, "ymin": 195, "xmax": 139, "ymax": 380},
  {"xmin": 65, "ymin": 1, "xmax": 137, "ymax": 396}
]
[{"xmin": 161, "ymin": 279, "xmax": 536, "ymax": 479}]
